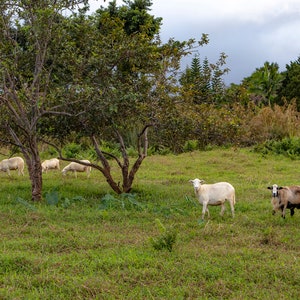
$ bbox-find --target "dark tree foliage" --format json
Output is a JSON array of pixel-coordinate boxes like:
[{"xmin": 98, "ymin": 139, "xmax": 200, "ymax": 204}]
[
  {"xmin": 242, "ymin": 62, "xmax": 283, "ymax": 106},
  {"xmin": 277, "ymin": 56, "xmax": 300, "ymax": 109},
  {"xmin": 179, "ymin": 53, "xmax": 229, "ymax": 104}
]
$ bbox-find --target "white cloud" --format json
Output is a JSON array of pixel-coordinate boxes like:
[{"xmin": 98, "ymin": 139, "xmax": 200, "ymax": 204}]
[{"xmin": 152, "ymin": 0, "xmax": 300, "ymax": 24}]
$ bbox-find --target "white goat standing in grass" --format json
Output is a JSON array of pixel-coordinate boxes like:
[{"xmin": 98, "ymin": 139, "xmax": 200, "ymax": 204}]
[
  {"xmin": 41, "ymin": 158, "xmax": 60, "ymax": 173},
  {"xmin": 0, "ymin": 157, "xmax": 25, "ymax": 176},
  {"xmin": 189, "ymin": 178, "xmax": 236, "ymax": 220},
  {"xmin": 62, "ymin": 160, "xmax": 91, "ymax": 178}
]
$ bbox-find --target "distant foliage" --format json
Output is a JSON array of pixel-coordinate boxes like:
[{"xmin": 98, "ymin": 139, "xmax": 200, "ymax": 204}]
[
  {"xmin": 246, "ymin": 101, "xmax": 300, "ymax": 143},
  {"xmin": 52, "ymin": 100, "xmax": 300, "ymax": 156},
  {"xmin": 277, "ymin": 56, "xmax": 300, "ymax": 109},
  {"xmin": 63, "ymin": 143, "xmax": 82, "ymax": 158},
  {"xmin": 183, "ymin": 140, "xmax": 199, "ymax": 152},
  {"xmin": 254, "ymin": 137, "xmax": 300, "ymax": 159},
  {"xmin": 151, "ymin": 102, "xmax": 252, "ymax": 152},
  {"xmin": 243, "ymin": 62, "xmax": 283, "ymax": 106},
  {"xmin": 179, "ymin": 54, "xmax": 229, "ymax": 105}
]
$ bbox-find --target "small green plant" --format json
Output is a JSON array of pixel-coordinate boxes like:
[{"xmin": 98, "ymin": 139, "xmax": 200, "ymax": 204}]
[
  {"xmin": 45, "ymin": 188, "xmax": 85, "ymax": 208},
  {"xmin": 150, "ymin": 219, "xmax": 177, "ymax": 252},
  {"xmin": 45, "ymin": 188, "xmax": 60, "ymax": 206},
  {"xmin": 148, "ymin": 145, "xmax": 171, "ymax": 156},
  {"xmin": 183, "ymin": 140, "xmax": 198, "ymax": 152},
  {"xmin": 98, "ymin": 193, "xmax": 144, "ymax": 211},
  {"xmin": 15, "ymin": 197, "xmax": 37, "ymax": 211},
  {"xmin": 126, "ymin": 146, "xmax": 138, "ymax": 157}
]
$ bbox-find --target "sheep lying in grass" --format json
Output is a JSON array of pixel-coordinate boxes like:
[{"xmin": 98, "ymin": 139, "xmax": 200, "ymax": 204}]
[
  {"xmin": 62, "ymin": 160, "xmax": 91, "ymax": 178},
  {"xmin": 267, "ymin": 184, "xmax": 300, "ymax": 218},
  {"xmin": 41, "ymin": 158, "xmax": 60, "ymax": 173},
  {"xmin": 189, "ymin": 178, "xmax": 236, "ymax": 220},
  {"xmin": 0, "ymin": 156, "xmax": 24, "ymax": 176}
]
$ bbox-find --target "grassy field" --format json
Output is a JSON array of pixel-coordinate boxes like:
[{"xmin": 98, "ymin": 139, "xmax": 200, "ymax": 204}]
[{"xmin": 1, "ymin": 148, "xmax": 300, "ymax": 299}]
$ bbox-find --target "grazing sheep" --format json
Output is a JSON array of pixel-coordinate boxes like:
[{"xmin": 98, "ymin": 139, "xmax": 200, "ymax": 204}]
[
  {"xmin": 62, "ymin": 160, "xmax": 91, "ymax": 178},
  {"xmin": 0, "ymin": 156, "xmax": 24, "ymax": 176},
  {"xmin": 189, "ymin": 178, "xmax": 236, "ymax": 220},
  {"xmin": 41, "ymin": 158, "xmax": 60, "ymax": 173},
  {"xmin": 267, "ymin": 184, "xmax": 300, "ymax": 218}
]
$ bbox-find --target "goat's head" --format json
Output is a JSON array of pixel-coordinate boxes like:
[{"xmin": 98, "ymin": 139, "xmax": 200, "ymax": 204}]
[
  {"xmin": 189, "ymin": 178, "xmax": 205, "ymax": 189},
  {"xmin": 267, "ymin": 184, "xmax": 283, "ymax": 197}
]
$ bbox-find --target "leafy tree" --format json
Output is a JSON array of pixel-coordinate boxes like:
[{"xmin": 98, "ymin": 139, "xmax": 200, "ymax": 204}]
[
  {"xmin": 0, "ymin": 0, "xmax": 89, "ymax": 201},
  {"xmin": 41, "ymin": 1, "xmax": 207, "ymax": 193},
  {"xmin": 224, "ymin": 83, "xmax": 251, "ymax": 106},
  {"xmin": 242, "ymin": 61, "xmax": 283, "ymax": 106},
  {"xmin": 277, "ymin": 56, "xmax": 300, "ymax": 109},
  {"xmin": 179, "ymin": 52, "xmax": 229, "ymax": 104},
  {"xmin": 210, "ymin": 52, "xmax": 229, "ymax": 103}
]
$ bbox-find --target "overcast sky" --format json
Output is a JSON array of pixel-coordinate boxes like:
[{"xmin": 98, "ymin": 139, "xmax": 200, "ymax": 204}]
[{"xmin": 88, "ymin": 0, "xmax": 300, "ymax": 85}]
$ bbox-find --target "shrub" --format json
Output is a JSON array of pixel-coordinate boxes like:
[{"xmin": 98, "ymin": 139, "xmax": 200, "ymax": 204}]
[
  {"xmin": 45, "ymin": 188, "xmax": 85, "ymax": 208},
  {"xmin": 63, "ymin": 143, "xmax": 82, "ymax": 158},
  {"xmin": 254, "ymin": 137, "xmax": 300, "ymax": 159},
  {"xmin": 150, "ymin": 219, "xmax": 177, "ymax": 252},
  {"xmin": 246, "ymin": 102, "xmax": 300, "ymax": 143},
  {"xmin": 148, "ymin": 145, "xmax": 171, "ymax": 156},
  {"xmin": 183, "ymin": 140, "xmax": 198, "ymax": 152},
  {"xmin": 98, "ymin": 193, "xmax": 144, "ymax": 211},
  {"xmin": 99, "ymin": 141, "xmax": 121, "ymax": 159}
]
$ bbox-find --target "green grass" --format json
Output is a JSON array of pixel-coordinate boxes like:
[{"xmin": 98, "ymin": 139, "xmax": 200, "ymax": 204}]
[{"xmin": 1, "ymin": 148, "xmax": 300, "ymax": 299}]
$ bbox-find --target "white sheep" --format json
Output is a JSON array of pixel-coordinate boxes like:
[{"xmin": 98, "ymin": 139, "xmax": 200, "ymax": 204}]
[
  {"xmin": 0, "ymin": 156, "xmax": 25, "ymax": 176},
  {"xmin": 189, "ymin": 178, "xmax": 236, "ymax": 220},
  {"xmin": 41, "ymin": 158, "xmax": 60, "ymax": 173},
  {"xmin": 61, "ymin": 160, "xmax": 91, "ymax": 178}
]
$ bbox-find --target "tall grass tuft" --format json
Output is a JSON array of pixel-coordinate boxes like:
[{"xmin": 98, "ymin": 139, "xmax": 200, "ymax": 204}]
[{"xmin": 150, "ymin": 219, "xmax": 177, "ymax": 252}]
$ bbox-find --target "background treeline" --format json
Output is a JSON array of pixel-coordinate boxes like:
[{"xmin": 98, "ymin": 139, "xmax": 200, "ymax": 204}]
[{"xmin": 145, "ymin": 56, "xmax": 300, "ymax": 154}]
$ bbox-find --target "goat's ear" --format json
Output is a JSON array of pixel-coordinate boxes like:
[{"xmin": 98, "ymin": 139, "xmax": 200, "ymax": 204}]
[
  {"xmin": 278, "ymin": 187, "xmax": 283, "ymax": 190},
  {"xmin": 267, "ymin": 186, "xmax": 272, "ymax": 190},
  {"xmin": 200, "ymin": 180, "xmax": 205, "ymax": 183}
]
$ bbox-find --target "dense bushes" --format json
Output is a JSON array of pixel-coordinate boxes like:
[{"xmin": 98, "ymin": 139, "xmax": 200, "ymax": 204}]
[
  {"xmin": 245, "ymin": 101, "xmax": 300, "ymax": 143},
  {"xmin": 254, "ymin": 137, "xmax": 300, "ymax": 159},
  {"xmin": 150, "ymin": 101, "xmax": 300, "ymax": 153},
  {"xmin": 46, "ymin": 102, "xmax": 300, "ymax": 157}
]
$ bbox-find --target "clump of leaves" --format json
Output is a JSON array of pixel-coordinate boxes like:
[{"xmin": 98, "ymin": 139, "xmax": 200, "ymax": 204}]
[
  {"xmin": 254, "ymin": 137, "xmax": 300, "ymax": 159},
  {"xmin": 183, "ymin": 140, "xmax": 199, "ymax": 152},
  {"xmin": 98, "ymin": 193, "xmax": 144, "ymax": 211},
  {"xmin": 45, "ymin": 188, "xmax": 84, "ymax": 208},
  {"xmin": 63, "ymin": 142, "xmax": 82, "ymax": 159},
  {"xmin": 15, "ymin": 197, "xmax": 37, "ymax": 211},
  {"xmin": 150, "ymin": 219, "xmax": 177, "ymax": 252}
]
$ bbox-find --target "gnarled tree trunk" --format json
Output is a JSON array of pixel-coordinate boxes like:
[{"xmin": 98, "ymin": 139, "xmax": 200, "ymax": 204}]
[
  {"xmin": 24, "ymin": 152, "xmax": 43, "ymax": 202},
  {"xmin": 20, "ymin": 137, "xmax": 43, "ymax": 201},
  {"xmin": 7, "ymin": 126, "xmax": 43, "ymax": 201},
  {"xmin": 91, "ymin": 124, "xmax": 152, "ymax": 194}
]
